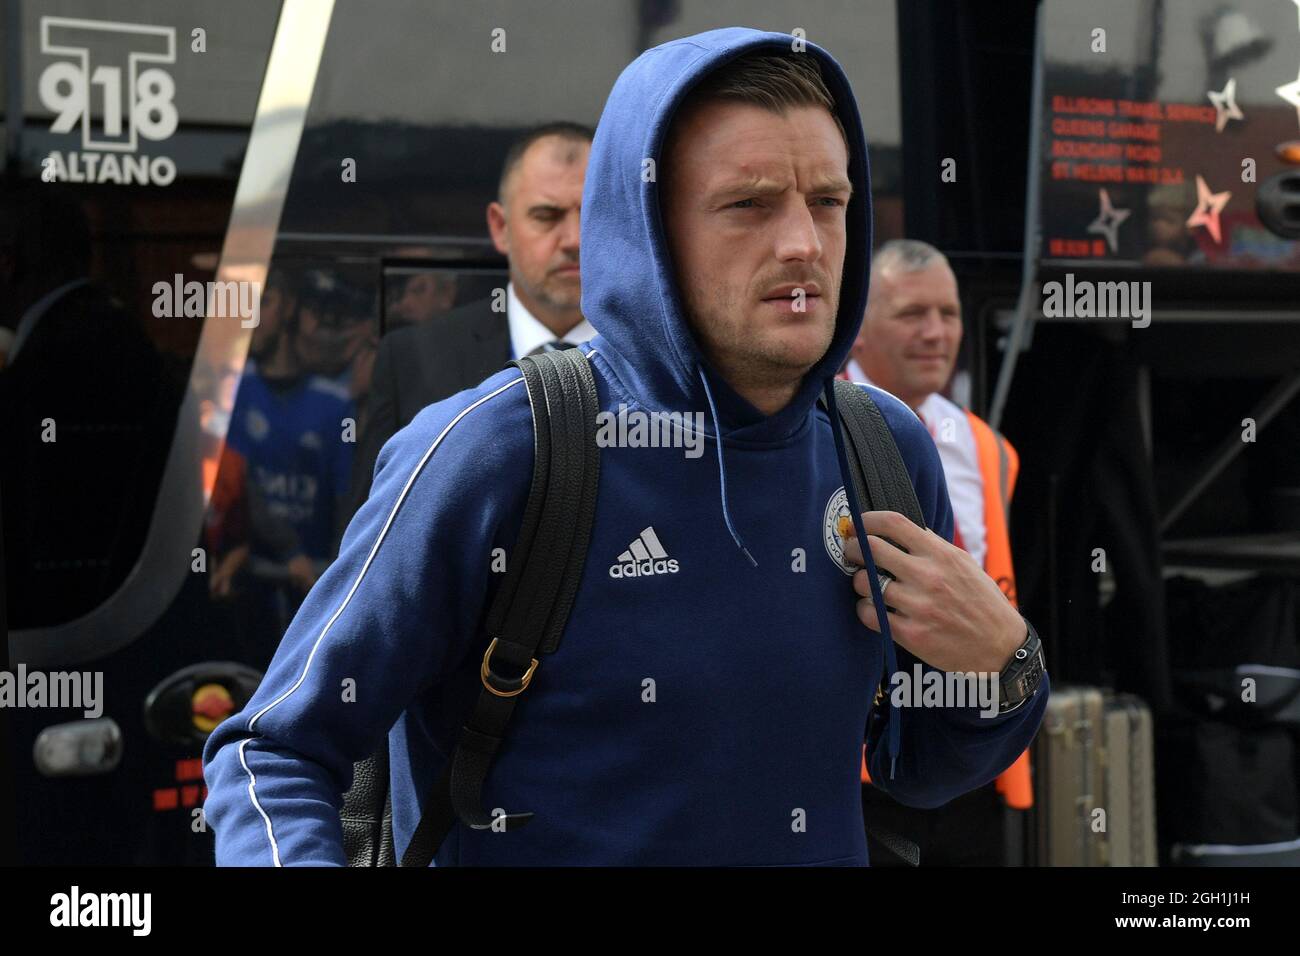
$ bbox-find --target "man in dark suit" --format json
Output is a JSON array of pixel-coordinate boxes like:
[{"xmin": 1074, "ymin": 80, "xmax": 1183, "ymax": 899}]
[{"xmin": 346, "ymin": 122, "xmax": 595, "ymax": 515}]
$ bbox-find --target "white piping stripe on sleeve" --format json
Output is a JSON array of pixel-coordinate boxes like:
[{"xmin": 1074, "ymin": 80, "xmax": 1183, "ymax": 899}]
[
  {"xmin": 238, "ymin": 738, "xmax": 281, "ymax": 867},
  {"xmin": 237, "ymin": 374, "xmax": 524, "ymax": 866}
]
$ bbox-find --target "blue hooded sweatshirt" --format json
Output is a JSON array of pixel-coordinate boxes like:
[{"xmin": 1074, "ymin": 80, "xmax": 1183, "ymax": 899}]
[{"xmin": 203, "ymin": 27, "xmax": 1048, "ymax": 866}]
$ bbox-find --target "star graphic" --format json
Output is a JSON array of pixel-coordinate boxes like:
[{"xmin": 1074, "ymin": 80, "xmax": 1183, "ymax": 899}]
[
  {"xmin": 1186, "ymin": 175, "xmax": 1231, "ymax": 245},
  {"xmin": 1208, "ymin": 78, "xmax": 1244, "ymax": 132},
  {"xmin": 1086, "ymin": 188, "xmax": 1130, "ymax": 254},
  {"xmin": 1277, "ymin": 70, "xmax": 1300, "ymax": 128}
]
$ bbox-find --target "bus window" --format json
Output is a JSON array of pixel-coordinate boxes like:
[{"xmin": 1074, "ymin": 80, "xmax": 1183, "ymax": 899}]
[
  {"xmin": 3, "ymin": 2, "xmax": 280, "ymax": 641},
  {"xmin": 208, "ymin": 262, "xmax": 375, "ymax": 667},
  {"xmin": 382, "ymin": 266, "xmax": 507, "ymax": 335},
  {"xmin": 1039, "ymin": 0, "xmax": 1300, "ymax": 271}
]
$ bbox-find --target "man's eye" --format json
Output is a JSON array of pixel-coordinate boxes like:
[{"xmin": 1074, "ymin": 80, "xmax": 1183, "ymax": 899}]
[
  {"xmin": 814, "ymin": 197, "xmax": 844, "ymax": 207},
  {"xmin": 730, "ymin": 198, "xmax": 756, "ymax": 209}
]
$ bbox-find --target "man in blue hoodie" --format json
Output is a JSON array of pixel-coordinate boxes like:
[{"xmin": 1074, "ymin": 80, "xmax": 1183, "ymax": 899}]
[{"xmin": 203, "ymin": 27, "xmax": 1048, "ymax": 867}]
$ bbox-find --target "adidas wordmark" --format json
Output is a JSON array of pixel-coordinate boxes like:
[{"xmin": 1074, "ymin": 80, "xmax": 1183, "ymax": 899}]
[{"xmin": 609, "ymin": 527, "xmax": 680, "ymax": 578}]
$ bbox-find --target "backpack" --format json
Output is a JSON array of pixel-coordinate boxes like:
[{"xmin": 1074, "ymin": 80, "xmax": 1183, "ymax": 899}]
[{"xmin": 340, "ymin": 349, "xmax": 926, "ymax": 866}]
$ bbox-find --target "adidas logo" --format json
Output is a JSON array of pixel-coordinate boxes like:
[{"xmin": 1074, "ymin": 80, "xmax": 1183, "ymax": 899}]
[{"xmin": 609, "ymin": 527, "xmax": 680, "ymax": 579}]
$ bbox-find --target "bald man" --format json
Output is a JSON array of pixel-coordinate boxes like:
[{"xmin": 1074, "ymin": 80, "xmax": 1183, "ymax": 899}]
[{"xmin": 347, "ymin": 122, "xmax": 596, "ymax": 516}]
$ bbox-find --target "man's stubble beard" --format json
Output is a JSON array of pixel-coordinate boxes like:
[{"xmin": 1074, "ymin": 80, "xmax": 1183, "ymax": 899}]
[
  {"xmin": 515, "ymin": 261, "xmax": 582, "ymax": 313},
  {"xmin": 683, "ymin": 273, "xmax": 839, "ymax": 396}
]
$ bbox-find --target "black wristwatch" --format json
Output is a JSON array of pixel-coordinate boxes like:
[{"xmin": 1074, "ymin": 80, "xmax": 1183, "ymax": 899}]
[{"xmin": 998, "ymin": 616, "xmax": 1046, "ymax": 713}]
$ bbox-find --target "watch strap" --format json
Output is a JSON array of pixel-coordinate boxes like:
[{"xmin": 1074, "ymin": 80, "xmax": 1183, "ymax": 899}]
[{"xmin": 998, "ymin": 618, "xmax": 1045, "ymax": 712}]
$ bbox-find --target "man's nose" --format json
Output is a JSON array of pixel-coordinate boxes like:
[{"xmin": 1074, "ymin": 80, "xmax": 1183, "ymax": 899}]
[
  {"xmin": 559, "ymin": 208, "xmax": 581, "ymax": 254},
  {"xmin": 918, "ymin": 310, "xmax": 947, "ymax": 339},
  {"xmin": 773, "ymin": 202, "xmax": 823, "ymax": 262}
]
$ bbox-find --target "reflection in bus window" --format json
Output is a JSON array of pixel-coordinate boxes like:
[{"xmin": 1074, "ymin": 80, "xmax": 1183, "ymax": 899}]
[
  {"xmin": 207, "ymin": 265, "xmax": 373, "ymax": 665},
  {"xmin": 385, "ymin": 269, "xmax": 458, "ymax": 331},
  {"xmin": 382, "ymin": 267, "xmax": 508, "ymax": 334}
]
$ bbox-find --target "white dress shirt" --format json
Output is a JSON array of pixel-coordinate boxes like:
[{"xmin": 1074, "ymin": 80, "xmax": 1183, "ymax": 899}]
[
  {"xmin": 916, "ymin": 390, "xmax": 986, "ymax": 567},
  {"xmin": 506, "ymin": 281, "xmax": 596, "ymax": 359}
]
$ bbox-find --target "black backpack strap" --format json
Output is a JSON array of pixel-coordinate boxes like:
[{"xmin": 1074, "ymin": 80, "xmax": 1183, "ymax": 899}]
[
  {"xmin": 399, "ymin": 348, "xmax": 600, "ymax": 866},
  {"xmin": 823, "ymin": 379, "xmax": 926, "ymax": 868},
  {"xmin": 829, "ymin": 379, "xmax": 925, "ymax": 527}
]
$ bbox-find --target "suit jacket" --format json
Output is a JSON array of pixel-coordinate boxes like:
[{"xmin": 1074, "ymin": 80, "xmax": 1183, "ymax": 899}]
[{"xmin": 345, "ymin": 297, "xmax": 510, "ymax": 520}]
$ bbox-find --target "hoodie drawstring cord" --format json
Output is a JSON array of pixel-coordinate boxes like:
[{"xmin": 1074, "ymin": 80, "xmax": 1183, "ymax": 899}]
[
  {"xmin": 697, "ymin": 363, "xmax": 758, "ymax": 568},
  {"xmin": 822, "ymin": 377, "xmax": 901, "ymax": 781},
  {"xmin": 689, "ymin": 368, "xmax": 897, "ymax": 774}
]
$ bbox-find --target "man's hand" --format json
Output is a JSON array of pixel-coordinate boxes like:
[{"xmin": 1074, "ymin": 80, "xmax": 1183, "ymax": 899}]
[
  {"xmin": 209, "ymin": 544, "xmax": 249, "ymax": 600},
  {"xmin": 842, "ymin": 511, "xmax": 1025, "ymax": 674},
  {"xmin": 286, "ymin": 554, "xmax": 319, "ymax": 595}
]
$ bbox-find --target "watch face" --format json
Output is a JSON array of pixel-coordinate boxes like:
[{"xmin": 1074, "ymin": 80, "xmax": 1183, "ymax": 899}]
[
  {"xmin": 1019, "ymin": 652, "xmax": 1045, "ymax": 697},
  {"xmin": 1003, "ymin": 648, "xmax": 1045, "ymax": 707}
]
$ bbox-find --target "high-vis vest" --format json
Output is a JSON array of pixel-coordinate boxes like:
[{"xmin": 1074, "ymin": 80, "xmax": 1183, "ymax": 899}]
[{"xmin": 860, "ymin": 407, "xmax": 1033, "ymax": 811}]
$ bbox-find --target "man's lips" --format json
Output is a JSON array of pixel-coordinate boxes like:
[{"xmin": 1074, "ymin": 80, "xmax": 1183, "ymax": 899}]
[{"xmin": 760, "ymin": 283, "xmax": 821, "ymax": 300}]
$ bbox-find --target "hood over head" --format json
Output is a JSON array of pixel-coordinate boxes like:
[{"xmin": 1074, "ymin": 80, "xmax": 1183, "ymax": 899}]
[
  {"xmin": 580, "ymin": 26, "xmax": 872, "ymax": 445},
  {"xmin": 581, "ymin": 29, "xmax": 907, "ymax": 777}
]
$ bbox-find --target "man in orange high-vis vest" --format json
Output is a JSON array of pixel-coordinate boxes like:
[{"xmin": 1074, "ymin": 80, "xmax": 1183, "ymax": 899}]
[{"xmin": 842, "ymin": 239, "xmax": 1032, "ymax": 865}]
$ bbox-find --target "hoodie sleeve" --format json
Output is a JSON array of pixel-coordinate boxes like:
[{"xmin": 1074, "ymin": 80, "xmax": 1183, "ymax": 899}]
[
  {"xmin": 860, "ymin": 385, "xmax": 1049, "ymax": 809},
  {"xmin": 201, "ymin": 371, "xmax": 531, "ymax": 865}
]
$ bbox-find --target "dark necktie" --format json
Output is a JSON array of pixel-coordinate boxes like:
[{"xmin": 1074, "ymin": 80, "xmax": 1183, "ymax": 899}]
[{"xmin": 526, "ymin": 340, "xmax": 578, "ymax": 356}]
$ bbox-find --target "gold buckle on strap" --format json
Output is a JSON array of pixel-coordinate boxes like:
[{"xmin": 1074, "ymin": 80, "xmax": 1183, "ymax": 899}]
[{"xmin": 480, "ymin": 638, "xmax": 539, "ymax": 698}]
